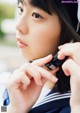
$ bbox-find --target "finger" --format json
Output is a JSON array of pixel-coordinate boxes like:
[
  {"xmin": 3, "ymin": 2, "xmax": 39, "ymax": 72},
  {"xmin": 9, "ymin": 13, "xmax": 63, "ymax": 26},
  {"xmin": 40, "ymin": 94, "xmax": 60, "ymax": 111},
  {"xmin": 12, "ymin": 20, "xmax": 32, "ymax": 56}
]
[
  {"xmin": 58, "ymin": 43, "xmax": 79, "ymax": 60},
  {"xmin": 62, "ymin": 59, "xmax": 80, "ymax": 76},
  {"xmin": 58, "ymin": 48, "xmax": 73, "ymax": 60},
  {"xmin": 19, "ymin": 63, "xmax": 43, "ymax": 86},
  {"xmin": 20, "ymin": 72, "xmax": 31, "ymax": 90},
  {"xmin": 58, "ymin": 43, "xmax": 72, "ymax": 50},
  {"xmin": 58, "ymin": 42, "xmax": 80, "ymax": 51},
  {"xmin": 32, "ymin": 54, "xmax": 53, "ymax": 66},
  {"xmin": 7, "ymin": 71, "xmax": 30, "ymax": 90},
  {"xmin": 32, "ymin": 65, "xmax": 58, "ymax": 83},
  {"xmin": 58, "ymin": 45, "xmax": 65, "ymax": 49}
]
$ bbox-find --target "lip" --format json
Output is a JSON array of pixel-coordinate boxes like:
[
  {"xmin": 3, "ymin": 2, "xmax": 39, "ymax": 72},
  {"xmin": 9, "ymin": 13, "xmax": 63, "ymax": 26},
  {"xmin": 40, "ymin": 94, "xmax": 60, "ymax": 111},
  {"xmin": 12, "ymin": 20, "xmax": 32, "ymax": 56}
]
[{"xmin": 17, "ymin": 38, "xmax": 28, "ymax": 48}]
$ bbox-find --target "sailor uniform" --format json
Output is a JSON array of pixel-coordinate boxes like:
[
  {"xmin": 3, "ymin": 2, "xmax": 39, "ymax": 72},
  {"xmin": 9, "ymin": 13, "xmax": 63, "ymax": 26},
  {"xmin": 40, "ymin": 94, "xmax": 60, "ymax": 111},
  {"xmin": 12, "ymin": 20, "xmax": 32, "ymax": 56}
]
[
  {"xmin": 3, "ymin": 88, "xmax": 71, "ymax": 113},
  {"xmin": 2, "ymin": 1, "xmax": 80, "ymax": 113}
]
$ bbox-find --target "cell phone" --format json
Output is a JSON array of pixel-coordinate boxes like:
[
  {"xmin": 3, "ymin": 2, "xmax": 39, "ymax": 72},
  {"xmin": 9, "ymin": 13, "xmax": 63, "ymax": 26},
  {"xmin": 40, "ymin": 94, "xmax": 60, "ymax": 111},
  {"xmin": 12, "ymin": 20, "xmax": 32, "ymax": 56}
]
[{"xmin": 45, "ymin": 54, "xmax": 68, "ymax": 70}]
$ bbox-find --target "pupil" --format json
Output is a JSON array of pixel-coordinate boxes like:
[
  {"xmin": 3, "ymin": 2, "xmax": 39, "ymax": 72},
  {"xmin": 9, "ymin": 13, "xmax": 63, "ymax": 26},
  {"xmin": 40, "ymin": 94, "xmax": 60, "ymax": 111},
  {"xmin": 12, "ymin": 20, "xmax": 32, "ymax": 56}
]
[{"xmin": 35, "ymin": 14, "xmax": 39, "ymax": 18}]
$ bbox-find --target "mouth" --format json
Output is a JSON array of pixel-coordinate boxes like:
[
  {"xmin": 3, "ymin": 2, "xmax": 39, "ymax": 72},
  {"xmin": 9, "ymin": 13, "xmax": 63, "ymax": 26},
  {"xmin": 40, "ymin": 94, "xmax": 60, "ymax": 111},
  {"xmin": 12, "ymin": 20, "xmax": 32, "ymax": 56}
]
[{"xmin": 17, "ymin": 38, "xmax": 28, "ymax": 48}]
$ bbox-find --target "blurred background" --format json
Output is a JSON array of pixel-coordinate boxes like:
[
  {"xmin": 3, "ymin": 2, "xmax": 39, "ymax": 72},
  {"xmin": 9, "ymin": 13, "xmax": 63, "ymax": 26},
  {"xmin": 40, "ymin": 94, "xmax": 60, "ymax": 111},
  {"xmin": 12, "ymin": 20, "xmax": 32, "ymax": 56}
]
[
  {"xmin": 0, "ymin": 0, "xmax": 26, "ymax": 104},
  {"xmin": 0, "ymin": 0, "xmax": 24, "ymax": 105},
  {"xmin": 0, "ymin": 0, "xmax": 25, "ymax": 73}
]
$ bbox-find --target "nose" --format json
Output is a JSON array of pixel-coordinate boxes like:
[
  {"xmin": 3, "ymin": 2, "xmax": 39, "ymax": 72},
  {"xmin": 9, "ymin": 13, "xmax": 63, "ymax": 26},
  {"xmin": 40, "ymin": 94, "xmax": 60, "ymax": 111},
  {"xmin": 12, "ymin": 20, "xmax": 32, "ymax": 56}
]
[{"xmin": 16, "ymin": 15, "xmax": 29, "ymax": 34}]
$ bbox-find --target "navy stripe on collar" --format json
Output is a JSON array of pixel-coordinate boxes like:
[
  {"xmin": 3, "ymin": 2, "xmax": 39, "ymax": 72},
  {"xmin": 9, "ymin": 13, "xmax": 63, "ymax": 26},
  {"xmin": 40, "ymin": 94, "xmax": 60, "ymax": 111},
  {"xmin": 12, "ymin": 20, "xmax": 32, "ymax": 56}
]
[{"xmin": 29, "ymin": 98, "xmax": 70, "ymax": 113}]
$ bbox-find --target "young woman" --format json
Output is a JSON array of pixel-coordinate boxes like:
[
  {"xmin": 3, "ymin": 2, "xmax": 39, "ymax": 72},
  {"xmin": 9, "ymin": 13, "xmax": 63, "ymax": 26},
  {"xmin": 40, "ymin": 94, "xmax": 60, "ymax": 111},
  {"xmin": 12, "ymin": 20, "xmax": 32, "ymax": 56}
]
[{"xmin": 2, "ymin": 0, "xmax": 80, "ymax": 113}]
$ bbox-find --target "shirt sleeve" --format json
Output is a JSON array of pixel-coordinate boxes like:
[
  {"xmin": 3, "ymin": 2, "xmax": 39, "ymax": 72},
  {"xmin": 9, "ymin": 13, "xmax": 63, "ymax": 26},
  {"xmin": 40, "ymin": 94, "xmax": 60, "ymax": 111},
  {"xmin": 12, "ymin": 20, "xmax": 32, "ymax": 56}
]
[
  {"xmin": 0, "ymin": 72, "xmax": 11, "ymax": 106},
  {"xmin": 3, "ymin": 89, "xmax": 10, "ymax": 106}
]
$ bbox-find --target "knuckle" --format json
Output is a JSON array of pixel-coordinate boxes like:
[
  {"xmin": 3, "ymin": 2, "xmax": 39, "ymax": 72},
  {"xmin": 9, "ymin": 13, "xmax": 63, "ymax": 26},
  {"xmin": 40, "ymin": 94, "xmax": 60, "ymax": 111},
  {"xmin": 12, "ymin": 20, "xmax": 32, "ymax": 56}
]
[
  {"xmin": 31, "ymin": 65, "xmax": 41, "ymax": 79},
  {"xmin": 18, "ymin": 72, "xmax": 27, "ymax": 80}
]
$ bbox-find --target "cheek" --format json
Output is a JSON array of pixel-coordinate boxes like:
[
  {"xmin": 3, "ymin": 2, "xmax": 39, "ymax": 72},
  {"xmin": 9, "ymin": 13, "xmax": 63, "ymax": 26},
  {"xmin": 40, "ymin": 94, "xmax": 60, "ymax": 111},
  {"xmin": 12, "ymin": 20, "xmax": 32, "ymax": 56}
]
[
  {"xmin": 29, "ymin": 28, "xmax": 60, "ymax": 59},
  {"xmin": 27, "ymin": 16, "xmax": 61, "ymax": 59},
  {"xmin": 30, "ymin": 22, "xmax": 61, "ymax": 51}
]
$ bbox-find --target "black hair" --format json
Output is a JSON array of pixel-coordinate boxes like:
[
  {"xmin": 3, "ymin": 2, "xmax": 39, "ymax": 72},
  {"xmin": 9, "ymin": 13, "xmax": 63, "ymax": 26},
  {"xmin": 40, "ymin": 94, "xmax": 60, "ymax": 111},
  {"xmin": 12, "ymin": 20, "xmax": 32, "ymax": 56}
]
[{"xmin": 18, "ymin": 0, "xmax": 80, "ymax": 93}]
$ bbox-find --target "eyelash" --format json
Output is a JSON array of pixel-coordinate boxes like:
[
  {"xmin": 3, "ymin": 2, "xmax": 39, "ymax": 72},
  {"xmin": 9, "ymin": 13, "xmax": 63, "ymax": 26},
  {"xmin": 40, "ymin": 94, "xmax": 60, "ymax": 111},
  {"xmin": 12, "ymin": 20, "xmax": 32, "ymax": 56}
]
[
  {"xmin": 32, "ymin": 13, "xmax": 43, "ymax": 19},
  {"xmin": 18, "ymin": 6, "xmax": 23, "ymax": 14},
  {"xmin": 18, "ymin": 6, "xmax": 43, "ymax": 20}
]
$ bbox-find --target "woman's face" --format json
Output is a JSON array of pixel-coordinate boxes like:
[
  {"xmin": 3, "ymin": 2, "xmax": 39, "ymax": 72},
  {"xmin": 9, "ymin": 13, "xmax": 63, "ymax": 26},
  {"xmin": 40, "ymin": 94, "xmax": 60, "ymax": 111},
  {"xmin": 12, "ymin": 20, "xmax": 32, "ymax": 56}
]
[{"xmin": 16, "ymin": 0, "xmax": 61, "ymax": 61}]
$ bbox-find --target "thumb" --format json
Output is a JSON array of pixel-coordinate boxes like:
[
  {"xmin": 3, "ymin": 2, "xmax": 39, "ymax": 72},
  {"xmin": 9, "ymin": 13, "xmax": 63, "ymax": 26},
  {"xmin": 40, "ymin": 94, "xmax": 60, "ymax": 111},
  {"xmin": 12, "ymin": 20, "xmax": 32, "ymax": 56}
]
[{"xmin": 32, "ymin": 54, "xmax": 53, "ymax": 66}]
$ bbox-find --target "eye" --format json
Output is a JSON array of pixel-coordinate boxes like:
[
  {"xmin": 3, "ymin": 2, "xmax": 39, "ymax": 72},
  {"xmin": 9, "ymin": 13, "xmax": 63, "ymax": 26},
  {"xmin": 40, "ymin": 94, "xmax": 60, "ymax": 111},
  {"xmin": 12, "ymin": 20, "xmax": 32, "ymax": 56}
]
[
  {"xmin": 32, "ymin": 13, "xmax": 43, "ymax": 19},
  {"xmin": 18, "ymin": 6, "xmax": 23, "ymax": 15}
]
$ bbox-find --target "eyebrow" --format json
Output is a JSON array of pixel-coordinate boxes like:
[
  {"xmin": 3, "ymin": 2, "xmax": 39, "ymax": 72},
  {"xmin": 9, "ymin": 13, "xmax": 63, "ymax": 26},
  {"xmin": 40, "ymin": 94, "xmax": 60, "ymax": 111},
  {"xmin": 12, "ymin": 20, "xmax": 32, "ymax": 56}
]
[{"xmin": 18, "ymin": 0, "xmax": 28, "ymax": 6}]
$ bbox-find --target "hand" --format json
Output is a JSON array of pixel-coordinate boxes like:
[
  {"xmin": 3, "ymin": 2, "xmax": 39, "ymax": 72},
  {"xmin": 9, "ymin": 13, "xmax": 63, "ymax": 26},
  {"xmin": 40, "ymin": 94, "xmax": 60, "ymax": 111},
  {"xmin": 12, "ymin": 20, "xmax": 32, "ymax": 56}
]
[
  {"xmin": 6, "ymin": 54, "xmax": 59, "ymax": 113},
  {"xmin": 61, "ymin": 58, "xmax": 80, "ymax": 106},
  {"xmin": 58, "ymin": 42, "xmax": 80, "ymax": 66},
  {"xmin": 58, "ymin": 42, "xmax": 80, "ymax": 107}
]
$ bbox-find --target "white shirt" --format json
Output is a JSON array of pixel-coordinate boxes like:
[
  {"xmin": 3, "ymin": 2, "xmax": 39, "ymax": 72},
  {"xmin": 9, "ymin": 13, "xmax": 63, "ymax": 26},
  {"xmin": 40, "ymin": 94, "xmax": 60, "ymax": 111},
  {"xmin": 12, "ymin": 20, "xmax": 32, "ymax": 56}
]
[{"xmin": 33, "ymin": 85, "xmax": 51, "ymax": 108}]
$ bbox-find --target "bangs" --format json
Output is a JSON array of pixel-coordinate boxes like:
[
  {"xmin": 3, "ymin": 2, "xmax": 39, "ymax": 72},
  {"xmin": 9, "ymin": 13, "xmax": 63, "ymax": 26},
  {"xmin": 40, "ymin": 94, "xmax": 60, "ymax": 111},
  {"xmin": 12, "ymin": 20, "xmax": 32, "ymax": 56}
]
[
  {"xmin": 28, "ymin": 0, "xmax": 53, "ymax": 14},
  {"xmin": 18, "ymin": 0, "xmax": 57, "ymax": 15},
  {"xmin": 17, "ymin": 0, "xmax": 73, "ymax": 31}
]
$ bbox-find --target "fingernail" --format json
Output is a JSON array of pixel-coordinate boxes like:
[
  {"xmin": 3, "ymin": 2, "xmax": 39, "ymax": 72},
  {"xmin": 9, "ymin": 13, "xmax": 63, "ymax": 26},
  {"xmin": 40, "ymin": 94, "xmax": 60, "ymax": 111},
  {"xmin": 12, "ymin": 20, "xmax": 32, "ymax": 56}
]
[
  {"xmin": 48, "ymin": 54, "xmax": 52, "ymax": 57},
  {"xmin": 54, "ymin": 78, "xmax": 58, "ymax": 82},
  {"xmin": 51, "ymin": 76, "xmax": 58, "ymax": 82}
]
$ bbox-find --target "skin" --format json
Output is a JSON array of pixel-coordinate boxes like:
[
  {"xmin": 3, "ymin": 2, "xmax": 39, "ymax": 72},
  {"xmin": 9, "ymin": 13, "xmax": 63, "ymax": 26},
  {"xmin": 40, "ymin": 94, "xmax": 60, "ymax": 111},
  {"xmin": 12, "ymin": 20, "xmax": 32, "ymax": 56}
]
[
  {"xmin": 3, "ymin": 1, "xmax": 61, "ymax": 113},
  {"xmin": 2, "ymin": 43, "xmax": 80, "ymax": 113},
  {"xmin": 16, "ymin": 0, "xmax": 61, "ymax": 61},
  {"xmin": 2, "ymin": 0, "xmax": 80, "ymax": 113},
  {"xmin": 58, "ymin": 42, "xmax": 80, "ymax": 113}
]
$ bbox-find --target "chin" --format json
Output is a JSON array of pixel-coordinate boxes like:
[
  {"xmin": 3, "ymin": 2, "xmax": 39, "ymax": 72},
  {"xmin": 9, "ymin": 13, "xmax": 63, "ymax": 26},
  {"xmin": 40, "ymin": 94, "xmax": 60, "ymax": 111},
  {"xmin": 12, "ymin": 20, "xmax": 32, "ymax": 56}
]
[
  {"xmin": 21, "ymin": 51, "xmax": 48, "ymax": 62},
  {"xmin": 21, "ymin": 52, "xmax": 35, "ymax": 62}
]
